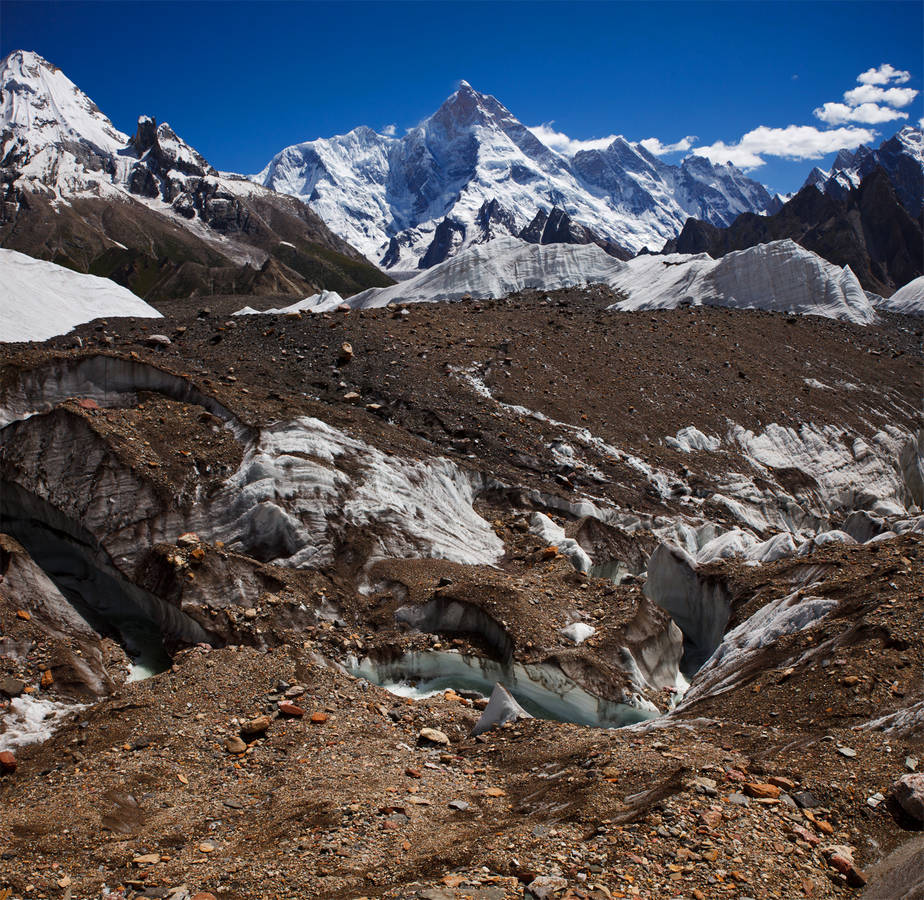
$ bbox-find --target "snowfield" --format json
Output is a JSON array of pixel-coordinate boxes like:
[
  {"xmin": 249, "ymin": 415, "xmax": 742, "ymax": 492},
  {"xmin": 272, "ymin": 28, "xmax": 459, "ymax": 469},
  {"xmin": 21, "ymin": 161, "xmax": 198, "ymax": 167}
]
[{"xmin": 0, "ymin": 249, "xmax": 162, "ymax": 342}]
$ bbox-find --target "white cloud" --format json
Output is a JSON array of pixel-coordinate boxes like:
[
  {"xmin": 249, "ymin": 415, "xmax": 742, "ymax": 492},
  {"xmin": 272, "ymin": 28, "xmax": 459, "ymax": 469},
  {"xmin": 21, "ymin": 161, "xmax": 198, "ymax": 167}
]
[
  {"xmin": 528, "ymin": 123, "xmax": 619, "ymax": 156},
  {"xmin": 639, "ymin": 135, "xmax": 697, "ymax": 156},
  {"xmin": 811, "ymin": 62, "xmax": 918, "ymax": 133},
  {"xmin": 693, "ymin": 125, "xmax": 877, "ymax": 170},
  {"xmin": 381, "ymin": 124, "xmax": 397, "ymax": 137},
  {"xmin": 843, "ymin": 83, "xmax": 918, "ymax": 108},
  {"xmin": 858, "ymin": 63, "xmax": 911, "ymax": 85},
  {"xmin": 814, "ymin": 101, "xmax": 909, "ymax": 125}
]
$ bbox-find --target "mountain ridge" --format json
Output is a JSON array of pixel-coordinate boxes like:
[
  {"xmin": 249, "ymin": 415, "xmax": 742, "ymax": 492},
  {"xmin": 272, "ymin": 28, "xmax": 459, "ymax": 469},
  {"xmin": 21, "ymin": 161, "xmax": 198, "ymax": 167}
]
[
  {"xmin": 0, "ymin": 50, "xmax": 392, "ymax": 302},
  {"xmin": 254, "ymin": 80, "xmax": 777, "ymax": 269}
]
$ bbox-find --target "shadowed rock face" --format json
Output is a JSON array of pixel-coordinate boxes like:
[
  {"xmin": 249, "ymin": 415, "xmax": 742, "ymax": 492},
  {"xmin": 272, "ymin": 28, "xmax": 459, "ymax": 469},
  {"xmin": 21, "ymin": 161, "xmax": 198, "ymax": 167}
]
[{"xmin": 664, "ymin": 169, "xmax": 923, "ymax": 296}]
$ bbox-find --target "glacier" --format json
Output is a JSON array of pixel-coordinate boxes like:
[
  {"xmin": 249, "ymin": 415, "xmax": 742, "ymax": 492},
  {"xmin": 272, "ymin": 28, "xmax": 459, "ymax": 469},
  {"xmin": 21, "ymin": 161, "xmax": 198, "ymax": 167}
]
[{"xmin": 239, "ymin": 236, "xmax": 877, "ymax": 325}]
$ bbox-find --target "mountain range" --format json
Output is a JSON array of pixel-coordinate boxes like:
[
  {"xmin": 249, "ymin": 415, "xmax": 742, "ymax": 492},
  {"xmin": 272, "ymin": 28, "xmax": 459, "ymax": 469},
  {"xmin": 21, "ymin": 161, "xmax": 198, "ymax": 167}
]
[
  {"xmin": 2, "ymin": 49, "xmax": 923, "ymax": 306},
  {"xmin": 0, "ymin": 50, "xmax": 392, "ymax": 302},
  {"xmin": 254, "ymin": 80, "xmax": 778, "ymax": 270},
  {"xmin": 802, "ymin": 126, "xmax": 923, "ymax": 216},
  {"xmin": 664, "ymin": 167, "xmax": 924, "ymax": 296}
]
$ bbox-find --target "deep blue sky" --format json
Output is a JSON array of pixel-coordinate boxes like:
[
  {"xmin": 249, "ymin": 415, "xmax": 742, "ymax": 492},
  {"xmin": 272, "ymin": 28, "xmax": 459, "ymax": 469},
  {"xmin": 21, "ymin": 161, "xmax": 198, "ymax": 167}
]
[{"xmin": 2, "ymin": 1, "xmax": 922, "ymax": 193}]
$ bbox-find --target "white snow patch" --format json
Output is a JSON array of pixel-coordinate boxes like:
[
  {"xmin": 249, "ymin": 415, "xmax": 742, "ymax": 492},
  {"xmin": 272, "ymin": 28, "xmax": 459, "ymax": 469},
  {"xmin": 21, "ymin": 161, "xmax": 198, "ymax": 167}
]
[
  {"xmin": 559, "ymin": 622, "xmax": 597, "ymax": 645},
  {"xmin": 529, "ymin": 512, "xmax": 593, "ymax": 573},
  {"xmin": 234, "ymin": 290, "xmax": 345, "ymax": 316},
  {"xmin": 0, "ymin": 249, "xmax": 161, "ymax": 342},
  {"xmin": 0, "ymin": 695, "xmax": 84, "ymax": 751}
]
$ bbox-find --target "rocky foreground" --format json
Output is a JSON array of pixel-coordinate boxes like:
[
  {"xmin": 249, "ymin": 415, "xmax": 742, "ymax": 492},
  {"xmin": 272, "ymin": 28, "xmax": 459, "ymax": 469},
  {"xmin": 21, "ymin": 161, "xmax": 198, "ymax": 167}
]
[{"xmin": 0, "ymin": 292, "xmax": 922, "ymax": 899}]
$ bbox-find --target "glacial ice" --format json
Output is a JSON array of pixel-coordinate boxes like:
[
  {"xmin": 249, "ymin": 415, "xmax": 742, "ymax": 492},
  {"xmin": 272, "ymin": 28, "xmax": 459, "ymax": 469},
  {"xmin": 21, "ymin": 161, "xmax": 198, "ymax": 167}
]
[{"xmin": 0, "ymin": 695, "xmax": 84, "ymax": 752}]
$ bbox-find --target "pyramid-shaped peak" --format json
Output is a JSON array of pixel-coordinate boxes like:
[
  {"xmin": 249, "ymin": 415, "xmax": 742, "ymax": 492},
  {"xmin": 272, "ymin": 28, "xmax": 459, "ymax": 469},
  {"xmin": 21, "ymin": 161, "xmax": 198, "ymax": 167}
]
[{"xmin": 0, "ymin": 48, "xmax": 127, "ymax": 155}]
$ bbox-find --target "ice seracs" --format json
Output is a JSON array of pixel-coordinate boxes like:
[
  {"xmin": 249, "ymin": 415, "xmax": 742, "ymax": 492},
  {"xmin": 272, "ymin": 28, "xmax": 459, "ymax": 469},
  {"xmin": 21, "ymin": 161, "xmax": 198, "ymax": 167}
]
[
  {"xmin": 608, "ymin": 240, "xmax": 876, "ymax": 324},
  {"xmin": 274, "ymin": 235, "xmax": 877, "ymax": 325},
  {"xmin": 875, "ymin": 275, "xmax": 924, "ymax": 316},
  {"xmin": 0, "ymin": 249, "xmax": 162, "ymax": 342}
]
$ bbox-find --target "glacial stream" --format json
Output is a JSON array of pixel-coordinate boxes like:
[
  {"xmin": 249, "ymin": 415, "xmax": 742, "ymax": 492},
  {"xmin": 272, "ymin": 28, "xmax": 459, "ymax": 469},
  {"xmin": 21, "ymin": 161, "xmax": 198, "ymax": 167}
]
[{"xmin": 350, "ymin": 650, "xmax": 658, "ymax": 729}]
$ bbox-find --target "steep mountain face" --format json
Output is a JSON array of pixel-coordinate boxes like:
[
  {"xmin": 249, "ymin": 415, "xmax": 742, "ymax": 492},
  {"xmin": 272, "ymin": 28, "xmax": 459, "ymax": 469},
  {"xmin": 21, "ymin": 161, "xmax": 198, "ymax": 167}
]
[
  {"xmin": 802, "ymin": 126, "xmax": 924, "ymax": 216},
  {"xmin": 0, "ymin": 50, "xmax": 392, "ymax": 302},
  {"xmin": 255, "ymin": 81, "xmax": 775, "ymax": 269},
  {"xmin": 665, "ymin": 168, "xmax": 923, "ymax": 296}
]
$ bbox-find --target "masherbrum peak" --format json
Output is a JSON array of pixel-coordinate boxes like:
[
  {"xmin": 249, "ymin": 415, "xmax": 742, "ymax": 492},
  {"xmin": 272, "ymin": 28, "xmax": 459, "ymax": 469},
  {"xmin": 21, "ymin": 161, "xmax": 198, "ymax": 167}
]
[{"xmin": 254, "ymin": 80, "xmax": 776, "ymax": 268}]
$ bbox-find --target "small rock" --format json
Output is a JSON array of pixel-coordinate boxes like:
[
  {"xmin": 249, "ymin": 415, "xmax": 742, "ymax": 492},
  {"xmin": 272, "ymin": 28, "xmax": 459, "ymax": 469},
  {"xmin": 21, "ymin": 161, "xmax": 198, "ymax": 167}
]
[
  {"xmin": 243, "ymin": 608, "xmax": 258, "ymax": 619},
  {"xmin": 40, "ymin": 669, "xmax": 53, "ymax": 689},
  {"xmin": 526, "ymin": 875, "xmax": 568, "ymax": 899},
  {"xmin": 225, "ymin": 736, "xmax": 247, "ymax": 754},
  {"xmin": 337, "ymin": 342, "xmax": 354, "ymax": 365},
  {"xmin": 145, "ymin": 334, "xmax": 171, "ymax": 347},
  {"xmin": 822, "ymin": 845, "xmax": 867, "ymax": 887},
  {"xmin": 15, "ymin": 609, "xmax": 31, "ymax": 621},
  {"xmin": 837, "ymin": 746, "xmax": 857, "ymax": 758},
  {"xmin": 197, "ymin": 841, "xmax": 216, "ymax": 853},
  {"xmin": 744, "ymin": 782, "xmax": 781, "ymax": 799},
  {"xmin": 0, "ymin": 751, "xmax": 16, "ymax": 774},
  {"xmin": 768, "ymin": 776, "xmax": 796, "ymax": 790},
  {"xmin": 310, "ymin": 712, "xmax": 329, "ymax": 724},
  {"xmin": 0, "ymin": 676, "xmax": 25, "ymax": 697},
  {"xmin": 893, "ymin": 773, "xmax": 924, "ymax": 822},
  {"xmin": 239, "ymin": 715, "xmax": 271, "ymax": 738},
  {"xmin": 278, "ymin": 701, "xmax": 305, "ymax": 717},
  {"xmin": 132, "ymin": 853, "xmax": 161, "ymax": 866},
  {"xmin": 906, "ymin": 756, "xmax": 919, "ymax": 772},
  {"xmin": 418, "ymin": 727, "xmax": 450, "ymax": 746},
  {"xmin": 343, "ymin": 391, "xmax": 361, "ymax": 401},
  {"xmin": 792, "ymin": 791, "xmax": 818, "ymax": 808},
  {"xmin": 841, "ymin": 675, "xmax": 860, "ymax": 686},
  {"xmin": 727, "ymin": 792, "xmax": 750, "ymax": 806},
  {"xmin": 176, "ymin": 532, "xmax": 200, "ymax": 546},
  {"xmin": 866, "ymin": 792, "xmax": 885, "ymax": 808},
  {"xmin": 448, "ymin": 800, "xmax": 469, "ymax": 811}
]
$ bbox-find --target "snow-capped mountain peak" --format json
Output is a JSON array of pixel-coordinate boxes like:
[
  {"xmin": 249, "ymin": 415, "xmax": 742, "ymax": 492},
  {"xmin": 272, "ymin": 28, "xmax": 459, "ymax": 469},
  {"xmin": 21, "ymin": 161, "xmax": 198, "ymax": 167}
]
[
  {"xmin": 255, "ymin": 82, "xmax": 776, "ymax": 268},
  {"xmin": 803, "ymin": 125, "xmax": 924, "ymax": 215},
  {"xmin": 0, "ymin": 49, "xmax": 127, "ymax": 160}
]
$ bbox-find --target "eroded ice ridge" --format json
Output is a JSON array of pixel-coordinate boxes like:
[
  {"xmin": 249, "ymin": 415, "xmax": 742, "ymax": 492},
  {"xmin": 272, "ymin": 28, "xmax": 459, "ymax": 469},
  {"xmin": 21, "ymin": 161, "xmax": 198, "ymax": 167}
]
[
  {"xmin": 875, "ymin": 275, "xmax": 924, "ymax": 316},
  {"xmin": 212, "ymin": 417, "xmax": 504, "ymax": 568},
  {"xmin": 607, "ymin": 241, "xmax": 876, "ymax": 324},
  {"xmin": 454, "ymin": 365, "xmax": 918, "ymax": 566},
  {"xmin": 0, "ymin": 359, "xmax": 503, "ymax": 576},
  {"xmin": 677, "ymin": 585, "xmax": 837, "ymax": 705}
]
